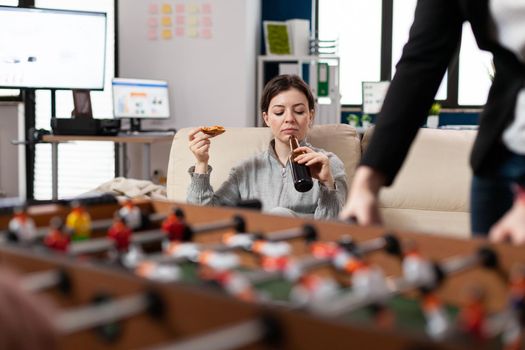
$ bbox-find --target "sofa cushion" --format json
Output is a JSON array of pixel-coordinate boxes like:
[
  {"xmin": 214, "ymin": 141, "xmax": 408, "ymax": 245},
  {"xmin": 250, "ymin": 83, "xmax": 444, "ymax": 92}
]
[
  {"xmin": 167, "ymin": 124, "xmax": 361, "ymax": 202},
  {"xmin": 362, "ymin": 127, "xmax": 477, "ymax": 237}
]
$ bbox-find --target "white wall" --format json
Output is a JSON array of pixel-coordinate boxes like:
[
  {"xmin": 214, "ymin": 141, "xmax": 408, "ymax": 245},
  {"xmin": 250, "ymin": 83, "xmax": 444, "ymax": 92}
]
[
  {"xmin": 118, "ymin": 0, "xmax": 261, "ymax": 129},
  {"xmin": 0, "ymin": 103, "xmax": 20, "ymax": 197},
  {"xmin": 119, "ymin": 0, "xmax": 261, "ymax": 178}
]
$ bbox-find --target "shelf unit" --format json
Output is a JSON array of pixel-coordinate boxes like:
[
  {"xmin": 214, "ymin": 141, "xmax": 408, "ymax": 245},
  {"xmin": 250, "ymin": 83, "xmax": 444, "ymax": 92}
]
[{"xmin": 256, "ymin": 55, "xmax": 341, "ymax": 126}]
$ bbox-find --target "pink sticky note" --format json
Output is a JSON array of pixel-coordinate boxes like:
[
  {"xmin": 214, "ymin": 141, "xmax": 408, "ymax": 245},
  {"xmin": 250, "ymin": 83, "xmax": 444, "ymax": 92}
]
[
  {"xmin": 148, "ymin": 29, "xmax": 158, "ymax": 40},
  {"xmin": 201, "ymin": 16, "xmax": 212, "ymax": 27},
  {"xmin": 148, "ymin": 17, "xmax": 158, "ymax": 27},
  {"xmin": 202, "ymin": 3, "xmax": 212, "ymax": 14},
  {"xmin": 175, "ymin": 15, "xmax": 185, "ymax": 25},
  {"xmin": 175, "ymin": 27, "xmax": 185, "ymax": 37},
  {"xmin": 200, "ymin": 28, "xmax": 212, "ymax": 39},
  {"xmin": 175, "ymin": 4, "xmax": 185, "ymax": 13},
  {"xmin": 149, "ymin": 4, "xmax": 158, "ymax": 14}
]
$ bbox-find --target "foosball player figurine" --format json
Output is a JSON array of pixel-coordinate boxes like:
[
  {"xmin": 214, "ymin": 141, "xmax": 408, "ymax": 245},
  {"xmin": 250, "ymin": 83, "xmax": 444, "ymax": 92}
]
[
  {"xmin": 458, "ymin": 285, "xmax": 488, "ymax": 340},
  {"xmin": 421, "ymin": 293, "xmax": 451, "ymax": 340},
  {"xmin": 108, "ymin": 211, "xmax": 146, "ymax": 267},
  {"xmin": 107, "ymin": 212, "xmax": 132, "ymax": 255},
  {"xmin": 501, "ymin": 263, "xmax": 525, "ymax": 350},
  {"xmin": 289, "ymin": 273, "xmax": 340, "ymax": 307},
  {"xmin": 118, "ymin": 198, "xmax": 142, "ymax": 230},
  {"xmin": 44, "ymin": 217, "xmax": 70, "ymax": 252},
  {"xmin": 65, "ymin": 200, "xmax": 91, "ymax": 241},
  {"xmin": 402, "ymin": 240, "xmax": 436, "ymax": 288},
  {"xmin": 350, "ymin": 261, "xmax": 394, "ymax": 329},
  {"xmin": 251, "ymin": 240, "xmax": 291, "ymax": 272},
  {"xmin": 198, "ymin": 251, "xmax": 255, "ymax": 301},
  {"xmin": 161, "ymin": 207, "xmax": 187, "ymax": 242},
  {"xmin": 7, "ymin": 204, "xmax": 37, "ymax": 244},
  {"xmin": 509, "ymin": 263, "xmax": 525, "ymax": 317}
]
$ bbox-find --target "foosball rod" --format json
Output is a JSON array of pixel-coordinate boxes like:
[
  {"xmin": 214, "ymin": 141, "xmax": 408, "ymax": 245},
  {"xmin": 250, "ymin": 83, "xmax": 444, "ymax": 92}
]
[
  {"xmin": 241, "ymin": 233, "xmax": 401, "ymax": 285},
  {"xmin": 21, "ymin": 269, "xmax": 71, "ymax": 294},
  {"xmin": 149, "ymin": 316, "xmax": 281, "ymax": 350},
  {"xmin": 55, "ymin": 291, "xmax": 162, "ymax": 334},
  {"xmin": 143, "ymin": 224, "xmax": 318, "ymax": 266},
  {"xmin": 0, "ymin": 212, "xmax": 169, "ymax": 242},
  {"xmin": 311, "ymin": 246, "xmax": 500, "ymax": 317},
  {"xmin": 68, "ymin": 215, "xmax": 246, "ymax": 255}
]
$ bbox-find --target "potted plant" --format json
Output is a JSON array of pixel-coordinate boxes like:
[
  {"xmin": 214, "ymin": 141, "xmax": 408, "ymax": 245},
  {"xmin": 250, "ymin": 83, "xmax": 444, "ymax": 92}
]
[
  {"xmin": 361, "ymin": 114, "xmax": 372, "ymax": 128},
  {"xmin": 426, "ymin": 102, "xmax": 441, "ymax": 128},
  {"xmin": 347, "ymin": 114, "xmax": 360, "ymax": 127}
]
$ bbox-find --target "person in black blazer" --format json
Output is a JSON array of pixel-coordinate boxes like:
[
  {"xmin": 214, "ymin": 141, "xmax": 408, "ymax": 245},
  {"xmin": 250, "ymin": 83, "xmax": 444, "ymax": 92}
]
[{"xmin": 340, "ymin": 0, "xmax": 525, "ymax": 243}]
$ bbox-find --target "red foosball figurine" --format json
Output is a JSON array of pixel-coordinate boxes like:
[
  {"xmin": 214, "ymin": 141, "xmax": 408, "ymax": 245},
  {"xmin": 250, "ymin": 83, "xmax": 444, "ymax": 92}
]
[
  {"xmin": 44, "ymin": 217, "xmax": 70, "ymax": 252},
  {"xmin": 197, "ymin": 251, "xmax": 255, "ymax": 301},
  {"xmin": 509, "ymin": 263, "xmax": 525, "ymax": 311},
  {"xmin": 459, "ymin": 285, "xmax": 487, "ymax": 340},
  {"xmin": 65, "ymin": 200, "xmax": 91, "ymax": 241},
  {"xmin": 251, "ymin": 240, "xmax": 291, "ymax": 272},
  {"xmin": 107, "ymin": 212, "xmax": 132, "ymax": 253},
  {"xmin": 502, "ymin": 263, "xmax": 525, "ymax": 350},
  {"xmin": 161, "ymin": 208, "xmax": 186, "ymax": 242}
]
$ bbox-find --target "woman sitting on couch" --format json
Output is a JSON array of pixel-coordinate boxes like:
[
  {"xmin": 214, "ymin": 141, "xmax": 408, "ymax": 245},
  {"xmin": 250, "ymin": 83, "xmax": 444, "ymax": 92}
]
[{"xmin": 186, "ymin": 74, "xmax": 347, "ymax": 219}]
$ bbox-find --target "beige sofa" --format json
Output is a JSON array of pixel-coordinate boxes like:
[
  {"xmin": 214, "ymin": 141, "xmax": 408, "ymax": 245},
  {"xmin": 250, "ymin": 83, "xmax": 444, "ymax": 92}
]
[{"xmin": 166, "ymin": 124, "xmax": 476, "ymax": 239}]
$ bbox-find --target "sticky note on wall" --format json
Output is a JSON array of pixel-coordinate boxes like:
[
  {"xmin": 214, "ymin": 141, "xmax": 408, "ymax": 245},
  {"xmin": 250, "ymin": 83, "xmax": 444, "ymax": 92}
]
[
  {"xmin": 148, "ymin": 17, "xmax": 158, "ymax": 27},
  {"xmin": 202, "ymin": 3, "xmax": 212, "ymax": 14},
  {"xmin": 149, "ymin": 4, "xmax": 158, "ymax": 14},
  {"xmin": 161, "ymin": 4, "xmax": 172, "ymax": 14},
  {"xmin": 187, "ymin": 15, "xmax": 199, "ymax": 26},
  {"xmin": 187, "ymin": 4, "xmax": 199, "ymax": 13},
  {"xmin": 162, "ymin": 29, "xmax": 172, "ymax": 39},
  {"xmin": 161, "ymin": 16, "xmax": 172, "ymax": 26},
  {"xmin": 188, "ymin": 27, "xmax": 198, "ymax": 38}
]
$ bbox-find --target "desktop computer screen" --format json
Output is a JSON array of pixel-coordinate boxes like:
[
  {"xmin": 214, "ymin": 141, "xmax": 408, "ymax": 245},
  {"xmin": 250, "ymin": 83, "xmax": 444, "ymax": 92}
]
[{"xmin": 112, "ymin": 78, "xmax": 171, "ymax": 131}]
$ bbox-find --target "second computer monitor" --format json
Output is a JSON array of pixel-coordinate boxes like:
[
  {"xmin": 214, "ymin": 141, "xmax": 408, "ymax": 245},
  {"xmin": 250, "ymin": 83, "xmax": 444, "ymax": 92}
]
[{"xmin": 112, "ymin": 78, "xmax": 170, "ymax": 131}]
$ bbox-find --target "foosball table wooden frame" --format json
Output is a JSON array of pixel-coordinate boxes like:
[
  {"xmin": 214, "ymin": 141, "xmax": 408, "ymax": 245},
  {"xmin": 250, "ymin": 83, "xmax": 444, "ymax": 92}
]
[{"xmin": 1, "ymin": 198, "xmax": 523, "ymax": 350}]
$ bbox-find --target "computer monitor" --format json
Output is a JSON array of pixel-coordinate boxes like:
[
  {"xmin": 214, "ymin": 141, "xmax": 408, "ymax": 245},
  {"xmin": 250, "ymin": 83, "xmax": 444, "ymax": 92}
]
[
  {"xmin": 112, "ymin": 78, "xmax": 171, "ymax": 132},
  {"xmin": 0, "ymin": 6, "xmax": 106, "ymax": 90}
]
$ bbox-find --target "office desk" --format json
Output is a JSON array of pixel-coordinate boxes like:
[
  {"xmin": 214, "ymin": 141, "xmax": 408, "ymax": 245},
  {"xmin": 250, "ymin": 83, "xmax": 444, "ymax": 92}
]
[{"xmin": 42, "ymin": 133, "xmax": 174, "ymax": 200}]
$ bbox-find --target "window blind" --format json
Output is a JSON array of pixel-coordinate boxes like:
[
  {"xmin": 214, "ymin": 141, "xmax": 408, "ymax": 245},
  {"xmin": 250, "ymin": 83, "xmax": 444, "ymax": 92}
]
[{"xmin": 33, "ymin": 0, "xmax": 115, "ymax": 200}]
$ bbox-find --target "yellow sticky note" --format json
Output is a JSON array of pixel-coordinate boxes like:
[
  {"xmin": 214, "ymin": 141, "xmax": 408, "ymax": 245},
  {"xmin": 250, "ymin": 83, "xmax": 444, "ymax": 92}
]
[
  {"xmin": 161, "ymin": 4, "xmax": 172, "ymax": 14},
  {"xmin": 161, "ymin": 16, "xmax": 172, "ymax": 26},
  {"xmin": 187, "ymin": 15, "xmax": 199, "ymax": 26},
  {"xmin": 187, "ymin": 4, "xmax": 199, "ymax": 14},
  {"xmin": 162, "ymin": 29, "xmax": 172, "ymax": 39},
  {"xmin": 188, "ymin": 27, "xmax": 198, "ymax": 38}
]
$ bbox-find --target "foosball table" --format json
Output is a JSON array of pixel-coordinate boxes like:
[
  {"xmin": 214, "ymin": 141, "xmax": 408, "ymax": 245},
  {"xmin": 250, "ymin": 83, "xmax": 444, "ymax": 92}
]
[{"xmin": 0, "ymin": 195, "xmax": 524, "ymax": 350}]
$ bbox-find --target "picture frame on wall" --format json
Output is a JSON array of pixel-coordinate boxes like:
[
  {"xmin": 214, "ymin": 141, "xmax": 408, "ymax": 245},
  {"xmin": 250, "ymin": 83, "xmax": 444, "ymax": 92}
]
[{"xmin": 263, "ymin": 21, "xmax": 292, "ymax": 55}]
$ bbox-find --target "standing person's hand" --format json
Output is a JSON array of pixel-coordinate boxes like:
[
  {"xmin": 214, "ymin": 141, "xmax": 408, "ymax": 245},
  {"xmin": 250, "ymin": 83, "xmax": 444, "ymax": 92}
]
[
  {"xmin": 339, "ymin": 166, "xmax": 385, "ymax": 225},
  {"xmin": 294, "ymin": 146, "xmax": 334, "ymax": 189},
  {"xmin": 188, "ymin": 127, "xmax": 211, "ymax": 174},
  {"xmin": 490, "ymin": 200, "xmax": 525, "ymax": 245}
]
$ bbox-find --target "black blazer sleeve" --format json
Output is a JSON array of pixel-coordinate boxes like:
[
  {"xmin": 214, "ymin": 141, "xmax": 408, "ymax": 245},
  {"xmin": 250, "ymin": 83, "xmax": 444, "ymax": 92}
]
[{"xmin": 361, "ymin": 0, "xmax": 464, "ymax": 185}]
